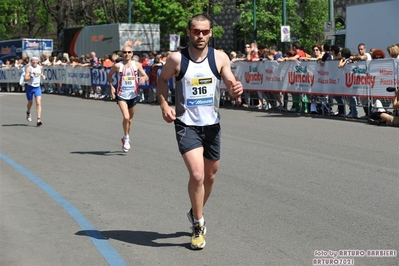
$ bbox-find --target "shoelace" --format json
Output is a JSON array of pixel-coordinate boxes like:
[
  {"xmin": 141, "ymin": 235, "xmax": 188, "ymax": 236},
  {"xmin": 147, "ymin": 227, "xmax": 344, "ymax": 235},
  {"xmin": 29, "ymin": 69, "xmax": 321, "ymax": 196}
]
[{"xmin": 192, "ymin": 224, "xmax": 204, "ymax": 238}]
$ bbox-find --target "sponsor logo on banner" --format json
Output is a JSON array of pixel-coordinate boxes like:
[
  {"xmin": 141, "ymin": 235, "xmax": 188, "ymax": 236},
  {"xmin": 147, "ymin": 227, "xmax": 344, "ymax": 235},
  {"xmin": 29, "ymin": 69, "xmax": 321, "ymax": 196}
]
[
  {"xmin": 244, "ymin": 65, "xmax": 263, "ymax": 84},
  {"xmin": 345, "ymin": 66, "xmax": 376, "ymax": 89},
  {"xmin": 43, "ymin": 68, "xmax": 67, "ymax": 81},
  {"xmin": 67, "ymin": 72, "xmax": 90, "ymax": 78},
  {"xmin": 288, "ymin": 66, "xmax": 314, "ymax": 87},
  {"xmin": 0, "ymin": 67, "xmax": 22, "ymax": 81},
  {"xmin": 91, "ymin": 67, "xmax": 111, "ymax": 86}
]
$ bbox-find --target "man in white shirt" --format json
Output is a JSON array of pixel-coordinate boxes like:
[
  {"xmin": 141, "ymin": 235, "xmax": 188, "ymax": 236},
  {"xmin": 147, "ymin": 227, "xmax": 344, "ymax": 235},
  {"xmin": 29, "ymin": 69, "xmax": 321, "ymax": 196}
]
[{"xmin": 351, "ymin": 43, "xmax": 372, "ymax": 61}]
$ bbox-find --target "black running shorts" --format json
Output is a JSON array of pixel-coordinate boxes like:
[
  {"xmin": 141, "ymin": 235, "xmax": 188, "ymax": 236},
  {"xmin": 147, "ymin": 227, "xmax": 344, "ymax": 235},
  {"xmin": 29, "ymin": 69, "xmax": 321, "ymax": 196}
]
[
  {"xmin": 174, "ymin": 119, "xmax": 221, "ymax": 160},
  {"xmin": 116, "ymin": 96, "xmax": 140, "ymax": 109}
]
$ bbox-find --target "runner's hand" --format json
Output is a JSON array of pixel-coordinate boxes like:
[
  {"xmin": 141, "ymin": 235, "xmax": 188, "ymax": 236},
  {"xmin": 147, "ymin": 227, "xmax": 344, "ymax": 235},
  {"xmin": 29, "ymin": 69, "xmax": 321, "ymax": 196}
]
[
  {"xmin": 161, "ymin": 106, "xmax": 176, "ymax": 123},
  {"xmin": 228, "ymin": 79, "xmax": 243, "ymax": 98},
  {"xmin": 110, "ymin": 86, "xmax": 115, "ymax": 99}
]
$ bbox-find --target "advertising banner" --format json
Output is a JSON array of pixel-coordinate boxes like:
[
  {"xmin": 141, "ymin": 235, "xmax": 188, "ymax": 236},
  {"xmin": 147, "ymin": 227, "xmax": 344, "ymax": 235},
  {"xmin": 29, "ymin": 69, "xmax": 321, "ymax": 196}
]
[{"xmin": 1, "ymin": 59, "xmax": 397, "ymax": 98}]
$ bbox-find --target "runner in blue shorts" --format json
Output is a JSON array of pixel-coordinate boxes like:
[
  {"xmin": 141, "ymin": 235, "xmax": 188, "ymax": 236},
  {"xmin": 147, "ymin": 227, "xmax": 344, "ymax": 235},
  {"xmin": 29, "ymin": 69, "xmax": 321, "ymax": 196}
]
[{"xmin": 24, "ymin": 56, "xmax": 46, "ymax": 126}]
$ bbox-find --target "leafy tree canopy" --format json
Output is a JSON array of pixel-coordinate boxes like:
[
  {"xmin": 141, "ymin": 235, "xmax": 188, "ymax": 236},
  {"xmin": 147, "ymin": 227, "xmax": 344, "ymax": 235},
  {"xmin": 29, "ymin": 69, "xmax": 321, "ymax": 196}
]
[{"xmin": 0, "ymin": 0, "xmax": 332, "ymax": 54}]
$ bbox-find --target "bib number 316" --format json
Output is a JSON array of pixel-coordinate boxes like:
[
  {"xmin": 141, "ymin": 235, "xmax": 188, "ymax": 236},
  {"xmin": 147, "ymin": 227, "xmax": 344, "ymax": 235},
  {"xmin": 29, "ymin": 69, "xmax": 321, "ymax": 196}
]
[{"xmin": 192, "ymin": 86, "xmax": 207, "ymax": 95}]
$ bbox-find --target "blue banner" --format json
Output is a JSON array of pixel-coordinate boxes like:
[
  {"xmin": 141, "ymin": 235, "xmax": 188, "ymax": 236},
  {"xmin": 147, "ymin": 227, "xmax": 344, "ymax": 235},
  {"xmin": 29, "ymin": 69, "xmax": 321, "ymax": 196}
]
[
  {"xmin": 90, "ymin": 65, "xmax": 174, "ymax": 90},
  {"xmin": 0, "ymin": 40, "xmax": 22, "ymax": 61},
  {"xmin": 23, "ymin": 39, "xmax": 53, "ymax": 51}
]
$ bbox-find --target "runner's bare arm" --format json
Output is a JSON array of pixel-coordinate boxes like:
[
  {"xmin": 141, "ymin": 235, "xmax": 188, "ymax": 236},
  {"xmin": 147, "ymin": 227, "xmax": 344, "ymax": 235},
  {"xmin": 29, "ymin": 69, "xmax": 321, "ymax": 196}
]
[
  {"xmin": 157, "ymin": 52, "xmax": 180, "ymax": 122},
  {"xmin": 24, "ymin": 67, "xmax": 31, "ymax": 82},
  {"xmin": 107, "ymin": 63, "xmax": 120, "ymax": 98},
  {"xmin": 136, "ymin": 62, "xmax": 149, "ymax": 83}
]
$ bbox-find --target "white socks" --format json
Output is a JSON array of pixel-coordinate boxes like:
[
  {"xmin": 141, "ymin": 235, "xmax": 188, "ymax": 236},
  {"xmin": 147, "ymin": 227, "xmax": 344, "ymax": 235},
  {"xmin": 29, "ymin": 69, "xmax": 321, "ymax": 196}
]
[{"xmin": 194, "ymin": 217, "xmax": 205, "ymax": 224}]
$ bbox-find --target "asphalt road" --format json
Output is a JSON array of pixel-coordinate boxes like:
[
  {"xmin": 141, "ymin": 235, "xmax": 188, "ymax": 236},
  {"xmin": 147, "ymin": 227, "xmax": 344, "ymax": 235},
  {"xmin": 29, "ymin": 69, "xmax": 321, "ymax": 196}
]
[{"xmin": 0, "ymin": 92, "xmax": 398, "ymax": 266}]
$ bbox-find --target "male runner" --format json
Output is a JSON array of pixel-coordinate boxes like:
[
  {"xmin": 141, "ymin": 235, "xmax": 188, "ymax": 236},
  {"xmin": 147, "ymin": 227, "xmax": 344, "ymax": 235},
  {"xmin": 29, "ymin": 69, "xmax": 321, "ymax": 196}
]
[
  {"xmin": 157, "ymin": 14, "xmax": 243, "ymax": 249},
  {"xmin": 108, "ymin": 45, "xmax": 148, "ymax": 152}
]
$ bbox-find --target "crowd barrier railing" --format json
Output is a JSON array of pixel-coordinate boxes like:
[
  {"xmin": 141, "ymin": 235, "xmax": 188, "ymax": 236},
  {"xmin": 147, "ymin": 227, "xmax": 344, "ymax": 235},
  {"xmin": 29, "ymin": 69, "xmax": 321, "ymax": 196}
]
[
  {"xmin": 0, "ymin": 60, "xmax": 397, "ymax": 112},
  {"xmin": 1, "ymin": 59, "xmax": 397, "ymax": 97}
]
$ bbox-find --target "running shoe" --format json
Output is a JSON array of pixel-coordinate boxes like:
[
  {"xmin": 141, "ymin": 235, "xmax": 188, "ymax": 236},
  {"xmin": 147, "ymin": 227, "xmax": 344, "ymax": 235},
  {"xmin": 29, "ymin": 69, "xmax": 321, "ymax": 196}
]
[
  {"xmin": 36, "ymin": 119, "xmax": 42, "ymax": 126},
  {"xmin": 121, "ymin": 138, "xmax": 131, "ymax": 152},
  {"xmin": 187, "ymin": 208, "xmax": 206, "ymax": 235},
  {"xmin": 190, "ymin": 222, "xmax": 206, "ymax": 250},
  {"xmin": 187, "ymin": 208, "xmax": 194, "ymax": 225},
  {"xmin": 26, "ymin": 112, "xmax": 31, "ymax": 122}
]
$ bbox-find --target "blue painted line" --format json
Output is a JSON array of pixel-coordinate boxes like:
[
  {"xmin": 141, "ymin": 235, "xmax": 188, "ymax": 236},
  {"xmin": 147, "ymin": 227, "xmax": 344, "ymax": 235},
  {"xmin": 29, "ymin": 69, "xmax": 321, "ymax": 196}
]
[{"xmin": 0, "ymin": 153, "xmax": 127, "ymax": 266}]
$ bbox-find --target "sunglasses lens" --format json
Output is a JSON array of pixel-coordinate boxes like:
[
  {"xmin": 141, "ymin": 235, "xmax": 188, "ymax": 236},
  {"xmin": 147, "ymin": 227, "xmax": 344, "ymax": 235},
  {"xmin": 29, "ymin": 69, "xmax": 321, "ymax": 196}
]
[
  {"xmin": 191, "ymin": 29, "xmax": 210, "ymax": 35},
  {"xmin": 123, "ymin": 51, "xmax": 132, "ymax": 54}
]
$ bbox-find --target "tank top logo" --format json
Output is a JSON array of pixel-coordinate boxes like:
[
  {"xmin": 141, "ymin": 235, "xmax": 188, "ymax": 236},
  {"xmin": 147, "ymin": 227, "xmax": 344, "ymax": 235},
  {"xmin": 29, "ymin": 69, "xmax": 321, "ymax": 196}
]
[{"xmin": 185, "ymin": 76, "xmax": 214, "ymax": 106}]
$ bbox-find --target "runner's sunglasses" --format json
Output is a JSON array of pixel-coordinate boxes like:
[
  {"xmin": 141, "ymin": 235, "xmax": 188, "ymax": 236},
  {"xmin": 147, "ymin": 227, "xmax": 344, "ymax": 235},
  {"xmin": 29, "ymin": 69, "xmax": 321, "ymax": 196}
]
[{"xmin": 191, "ymin": 29, "xmax": 211, "ymax": 36}]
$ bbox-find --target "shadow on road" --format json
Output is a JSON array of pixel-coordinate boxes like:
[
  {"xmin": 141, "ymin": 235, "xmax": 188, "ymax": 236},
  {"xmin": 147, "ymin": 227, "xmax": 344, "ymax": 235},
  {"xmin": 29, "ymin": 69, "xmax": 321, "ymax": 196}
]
[
  {"xmin": 76, "ymin": 230, "xmax": 191, "ymax": 249},
  {"xmin": 2, "ymin": 124, "xmax": 30, "ymax": 127},
  {"xmin": 70, "ymin": 151, "xmax": 126, "ymax": 156}
]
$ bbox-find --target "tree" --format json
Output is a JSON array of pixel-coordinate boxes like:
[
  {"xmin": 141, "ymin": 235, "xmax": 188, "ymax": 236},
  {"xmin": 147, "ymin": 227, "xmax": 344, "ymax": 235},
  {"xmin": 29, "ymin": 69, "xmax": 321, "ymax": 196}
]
[
  {"xmin": 235, "ymin": 0, "xmax": 301, "ymax": 49},
  {"xmin": 297, "ymin": 0, "xmax": 329, "ymax": 53},
  {"xmin": 130, "ymin": 0, "xmax": 211, "ymax": 50},
  {"xmin": 0, "ymin": 0, "xmax": 52, "ymax": 39},
  {"xmin": 235, "ymin": 0, "xmax": 331, "ymax": 53},
  {"xmin": 39, "ymin": 0, "xmax": 214, "ymax": 50},
  {"xmin": 89, "ymin": 0, "xmax": 227, "ymax": 50},
  {"xmin": 2, "ymin": 0, "xmax": 232, "ymax": 51},
  {"xmin": 0, "ymin": 0, "xmax": 25, "ymax": 39}
]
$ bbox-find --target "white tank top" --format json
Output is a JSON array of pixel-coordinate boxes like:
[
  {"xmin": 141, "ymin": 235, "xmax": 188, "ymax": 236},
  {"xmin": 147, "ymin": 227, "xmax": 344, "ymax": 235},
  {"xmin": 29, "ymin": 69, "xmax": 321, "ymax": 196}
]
[
  {"xmin": 175, "ymin": 48, "xmax": 221, "ymax": 126},
  {"xmin": 117, "ymin": 62, "xmax": 138, "ymax": 99},
  {"xmin": 27, "ymin": 65, "xmax": 42, "ymax": 87}
]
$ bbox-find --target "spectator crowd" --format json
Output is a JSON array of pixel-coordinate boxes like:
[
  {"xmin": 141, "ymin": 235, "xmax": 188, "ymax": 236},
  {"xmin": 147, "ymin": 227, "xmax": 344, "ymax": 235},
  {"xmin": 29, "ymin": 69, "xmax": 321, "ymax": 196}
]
[
  {"xmin": 0, "ymin": 49, "xmax": 170, "ymax": 103},
  {"xmin": 227, "ymin": 42, "xmax": 399, "ymax": 127},
  {"xmin": 1, "ymin": 42, "xmax": 398, "ymax": 127}
]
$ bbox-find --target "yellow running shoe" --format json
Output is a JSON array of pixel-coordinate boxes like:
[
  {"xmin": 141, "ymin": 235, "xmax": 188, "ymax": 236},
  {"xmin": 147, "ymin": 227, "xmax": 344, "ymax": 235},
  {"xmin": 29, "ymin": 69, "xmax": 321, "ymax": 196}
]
[{"xmin": 190, "ymin": 222, "xmax": 206, "ymax": 249}]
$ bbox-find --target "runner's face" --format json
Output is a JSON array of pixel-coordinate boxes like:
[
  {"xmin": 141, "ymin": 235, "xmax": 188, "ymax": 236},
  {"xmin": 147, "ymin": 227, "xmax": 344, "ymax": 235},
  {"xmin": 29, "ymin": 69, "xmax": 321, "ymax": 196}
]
[
  {"xmin": 31, "ymin": 59, "xmax": 39, "ymax": 66},
  {"xmin": 188, "ymin": 20, "xmax": 212, "ymax": 51},
  {"xmin": 122, "ymin": 49, "xmax": 133, "ymax": 60}
]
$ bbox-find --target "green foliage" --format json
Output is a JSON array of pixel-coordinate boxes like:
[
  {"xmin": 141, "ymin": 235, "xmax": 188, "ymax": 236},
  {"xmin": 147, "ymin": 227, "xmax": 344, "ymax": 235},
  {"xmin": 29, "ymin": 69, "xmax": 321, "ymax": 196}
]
[
  {"xmin": 93, "ymin": 9, "xmax": 107, "ymax": 24},
  {"xmin": 0, "ymin": 0, "xmax": 27, "ymax": 39},
  {"xmin": 297, "ymin": 0, "xmax": 329, "ymax": 53},
  {"xmin": 37, "ymin": 3, "xmax": 53, "ymax": 33},
  {"xmin": 235, "ymin": 0, "xmax": 331, "ymax": 53},
  {"xmin": 131, "ymin": 0, "xmax": 209, "ymax": 49},
  {"xmin": 235, "ymin": 0, "xmax": 301, "ymax": 48},
  {"xmin": 0, "ymin": 0, "xmax": 53, "ymax": 39},
  {"xmin": 335, "ymin": 21, "xmax": 345, "ymax": 31},
  {"xmin": 1, "ymin": 0, "xmax": 330, "ymax": 53}
]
